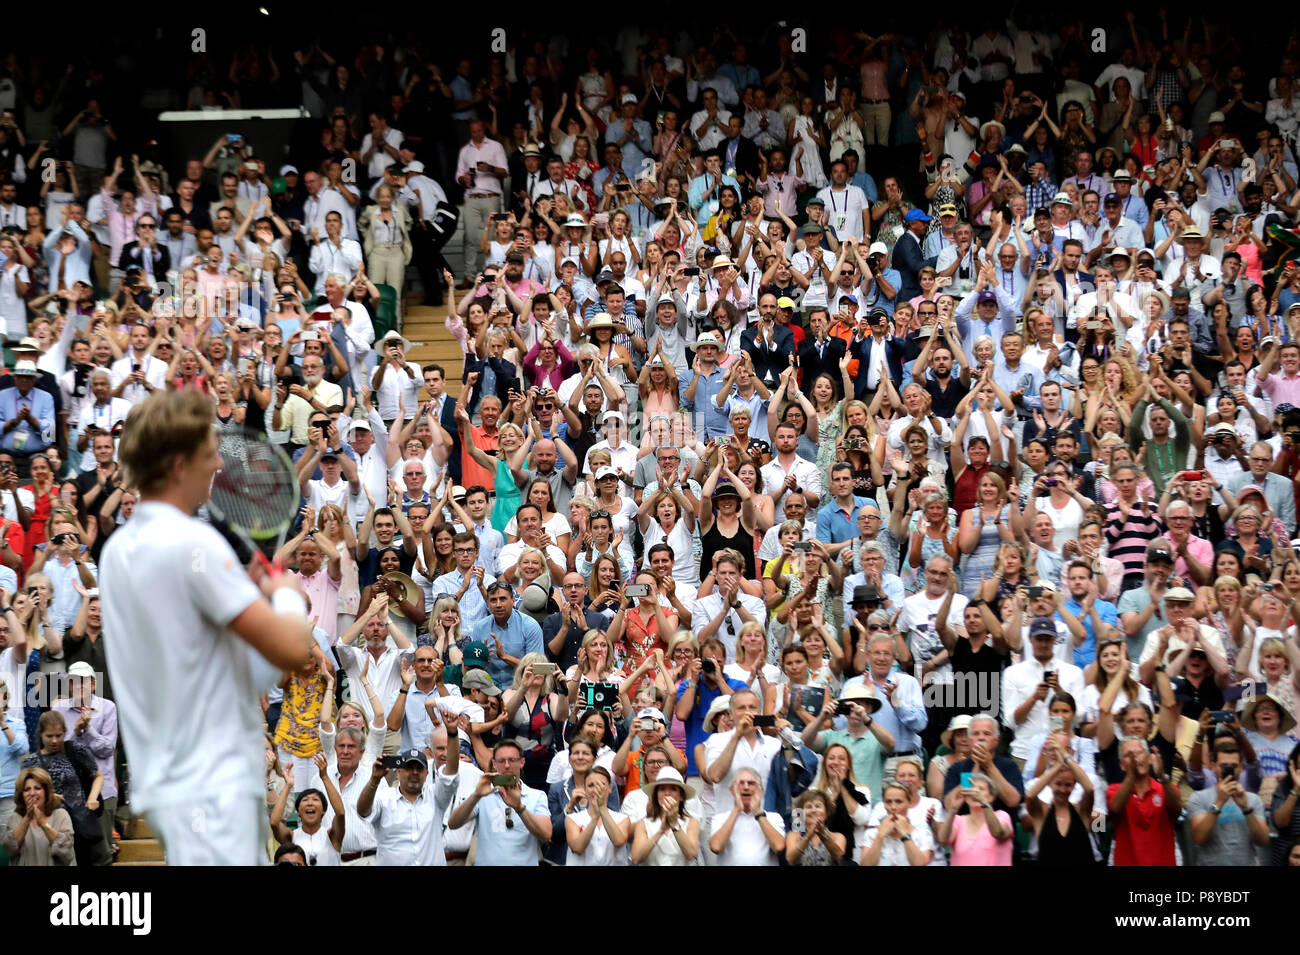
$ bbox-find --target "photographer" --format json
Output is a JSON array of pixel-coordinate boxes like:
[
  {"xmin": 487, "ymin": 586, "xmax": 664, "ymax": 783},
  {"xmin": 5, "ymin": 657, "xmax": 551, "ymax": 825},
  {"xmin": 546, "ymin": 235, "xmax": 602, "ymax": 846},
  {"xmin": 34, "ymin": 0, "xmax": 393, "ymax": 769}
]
[
  {"xmin": 1000, "ymin": 617, "xmax": 1086, "ymax": 769},
  {"xmin": 800, "ymin": 683, "xmax": 895, "ymax": 800},
  {"xmin": 1188, "ymin": 736, "xmax": 1271, "ymax": 865},
  {"xmin": 357, "ymin": 738, "xmax": 459, "ymax": 866},
  {"xmin": 674, "ymin": 636, "xmax": 745, "ymax": 783}
]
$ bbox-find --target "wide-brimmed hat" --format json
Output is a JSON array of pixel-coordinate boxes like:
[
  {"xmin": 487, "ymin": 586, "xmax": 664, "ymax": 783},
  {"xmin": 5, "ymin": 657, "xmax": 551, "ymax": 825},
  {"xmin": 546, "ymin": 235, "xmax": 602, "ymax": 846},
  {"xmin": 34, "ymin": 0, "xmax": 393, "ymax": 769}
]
[
  {"xmin": 641, "ymin": 765, "xmax": 699, "ymax": 800},
  {"xmin": 703, "ymin": 696, "xmax": 732, "ymax": 732},
  {"xmin": 838, "ymin": 682, "xmax": 883, "ymax": 713},
  {"xmin": 980, "ymin": 120, "xmax": 1006, "ymax": 140},
  {"xmin": 710, "ymin": 255, "xmax": 736, "ymax": 270},
  {"xmin": 562, "ymin": 213, "xmax": 586, "ymax": 229},
  {"xmin": 584, "ymin": 312, "xmax": 628, "ymax": 338},
  {"xmin": 1176, "ymin": 226, "xmax": 1206, "ymax": 244},
  {"xmin": 941, "ymin": 714, "xmax": 972, "ymax": 750},
  {"xmin": 1240, "ymin": 691, "xmax": 1297, "ymax": 734}
]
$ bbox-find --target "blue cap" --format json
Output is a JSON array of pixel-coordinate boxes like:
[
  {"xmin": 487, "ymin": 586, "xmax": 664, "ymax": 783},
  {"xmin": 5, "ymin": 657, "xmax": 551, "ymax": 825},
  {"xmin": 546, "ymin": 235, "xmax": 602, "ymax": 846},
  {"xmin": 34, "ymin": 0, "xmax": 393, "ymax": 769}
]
[
  {"xmin": 841, "ymin": 295, "xmax": 858, "ymax": 306},
  {"xmin": 1103, "ymin": 192, "xmax": 1122, "ymax": 205},
  {"xmin": 904, "ymin": 208, "xmax": 931, "ymax": 223}
]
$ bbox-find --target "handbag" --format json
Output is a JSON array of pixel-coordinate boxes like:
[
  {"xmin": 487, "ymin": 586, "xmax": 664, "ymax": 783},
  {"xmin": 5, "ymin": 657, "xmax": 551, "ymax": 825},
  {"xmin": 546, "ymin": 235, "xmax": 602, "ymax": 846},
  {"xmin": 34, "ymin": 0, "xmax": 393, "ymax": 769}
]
[{"xmin": 66, "ymin": 803, "xmax": 104, "ymax": 845}]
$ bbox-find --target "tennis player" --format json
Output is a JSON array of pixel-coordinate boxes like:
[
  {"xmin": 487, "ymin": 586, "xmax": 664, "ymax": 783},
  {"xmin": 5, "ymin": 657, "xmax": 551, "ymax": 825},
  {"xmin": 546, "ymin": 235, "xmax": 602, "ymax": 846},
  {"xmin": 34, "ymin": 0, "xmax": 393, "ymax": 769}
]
[{"xmin": 100, "ymin": 390, "xmax": 315, "ymax": 865}]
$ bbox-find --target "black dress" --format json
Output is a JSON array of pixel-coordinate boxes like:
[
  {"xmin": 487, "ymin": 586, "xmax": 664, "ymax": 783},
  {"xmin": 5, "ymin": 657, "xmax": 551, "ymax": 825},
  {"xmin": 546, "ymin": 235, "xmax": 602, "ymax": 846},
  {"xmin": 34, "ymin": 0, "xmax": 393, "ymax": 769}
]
[
  {"xmin": 700, "ymin": 517, "xmax": 758, "ymax": 581},
  {"xmin": 1036, "ymin": 803, "xmax": 1095, "ymax": 866}
]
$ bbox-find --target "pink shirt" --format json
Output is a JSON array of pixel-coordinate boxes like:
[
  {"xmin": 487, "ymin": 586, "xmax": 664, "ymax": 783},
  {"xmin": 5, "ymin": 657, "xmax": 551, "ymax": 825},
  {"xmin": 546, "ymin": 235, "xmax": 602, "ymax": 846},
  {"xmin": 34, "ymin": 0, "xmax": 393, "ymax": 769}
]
[
  {"xmin": 948, "ymin": 809, "xmax": 1014, "ymax": 866},
  {"xmin": 294, "ymin": 568, "xmax": 341, "ymax": 644},
  {"xmin": 1168, "ymin": 533, "xmax": 1214, "ymax": 583},
  {"xmin": 1260, "ymin": 368, "xmax": 1300, "ymax": 407}
]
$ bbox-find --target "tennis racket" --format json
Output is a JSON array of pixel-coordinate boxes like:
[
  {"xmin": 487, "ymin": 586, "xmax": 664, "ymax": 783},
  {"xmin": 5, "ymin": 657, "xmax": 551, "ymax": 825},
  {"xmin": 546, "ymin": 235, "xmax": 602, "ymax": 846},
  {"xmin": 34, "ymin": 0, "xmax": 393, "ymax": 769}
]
[{"xmin": 206, "ymin": 437, "xmax": 301, "ymax": 576}]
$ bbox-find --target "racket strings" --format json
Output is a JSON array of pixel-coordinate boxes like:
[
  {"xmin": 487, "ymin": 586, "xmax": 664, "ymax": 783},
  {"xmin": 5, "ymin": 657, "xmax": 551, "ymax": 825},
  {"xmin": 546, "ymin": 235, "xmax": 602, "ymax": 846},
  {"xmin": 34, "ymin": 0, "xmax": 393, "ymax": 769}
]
[{"xmin": 208, "ymin": 440, "xmax": 299, "ymax": 542}]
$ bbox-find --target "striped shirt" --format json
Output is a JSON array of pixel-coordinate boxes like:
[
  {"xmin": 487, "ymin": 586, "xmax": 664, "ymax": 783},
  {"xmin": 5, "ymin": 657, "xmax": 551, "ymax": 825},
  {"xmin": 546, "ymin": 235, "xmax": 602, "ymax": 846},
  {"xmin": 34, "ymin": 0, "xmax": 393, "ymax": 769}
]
[{"xmin": 1103, "ymin": 502, "xmax": 1166, "ymax": 581}]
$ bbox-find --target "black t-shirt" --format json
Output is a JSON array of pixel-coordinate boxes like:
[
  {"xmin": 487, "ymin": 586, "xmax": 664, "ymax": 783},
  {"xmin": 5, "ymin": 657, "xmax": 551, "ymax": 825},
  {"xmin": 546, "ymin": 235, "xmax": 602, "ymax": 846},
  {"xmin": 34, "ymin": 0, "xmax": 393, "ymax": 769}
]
[
  {"xmin": 950, "ymin": 636, "xmax": 1010, "ymax": 718},
  {"xmin": 924, "ymin": 375, "xmax": 970, "ymax": 420}
]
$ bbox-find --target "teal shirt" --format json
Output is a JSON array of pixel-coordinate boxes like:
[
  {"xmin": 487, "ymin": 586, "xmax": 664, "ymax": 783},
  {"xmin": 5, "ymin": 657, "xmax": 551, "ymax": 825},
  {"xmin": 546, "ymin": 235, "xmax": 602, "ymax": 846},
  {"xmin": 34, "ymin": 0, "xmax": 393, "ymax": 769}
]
[
  {"xmin": 816, "ymin": 727, "xmax": 886, "ymax": 804},
  {"xmin": 490, "ymin": 458, "xmax": 522, "ymax": 533}
]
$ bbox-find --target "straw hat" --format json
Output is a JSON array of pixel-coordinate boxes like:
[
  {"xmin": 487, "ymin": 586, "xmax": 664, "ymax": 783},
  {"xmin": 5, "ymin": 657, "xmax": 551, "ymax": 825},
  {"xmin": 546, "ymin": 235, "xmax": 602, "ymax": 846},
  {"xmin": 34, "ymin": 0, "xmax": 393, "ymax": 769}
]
[
  {"xmin": 640, "ymin": 766, "xmax": 700, "ymax": 800},
  {"xmin": 584, "ymin": 312, "xmax": 628, "ymax": 338}
]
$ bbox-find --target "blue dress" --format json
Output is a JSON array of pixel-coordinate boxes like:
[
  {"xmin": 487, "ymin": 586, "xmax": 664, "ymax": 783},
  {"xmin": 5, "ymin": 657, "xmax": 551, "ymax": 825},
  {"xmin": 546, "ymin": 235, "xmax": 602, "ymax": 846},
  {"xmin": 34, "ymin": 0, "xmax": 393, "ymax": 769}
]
[{"xmin": 960, "ymin": 505, "xmax": 1008, "ymax": 599}]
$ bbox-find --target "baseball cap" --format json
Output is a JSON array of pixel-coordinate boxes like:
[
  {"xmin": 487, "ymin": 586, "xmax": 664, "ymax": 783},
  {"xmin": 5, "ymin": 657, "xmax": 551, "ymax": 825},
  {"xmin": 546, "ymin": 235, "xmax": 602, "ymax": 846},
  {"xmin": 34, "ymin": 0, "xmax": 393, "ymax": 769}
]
[
  {"xmin": 937, "ymin": 203, "xmax": 959, "ymax": 217},
  {"xmin": 868, "ymin": 241, "xmax": 890, "ymax": 258},
  {"xmin": 396, "ymin": 748, "xmax": 429, "ymax": 770},
  {"xmin": 349, "ymin": 418, "xmax": 372, "ymax": 433},
  {"xmin": 595, "ymin": 465, "xmax": 619, "ymax": 481},
  {"xmin": 1146, "ymin": 545, "xmax": 1174, "ymax": 564},
  {"xmin": 636, "ymin": 707, "xmax": 667, "ymax": 724},
  {"xmin": 776, "ymin": 296, "xmax": 796, "ymax": 310},
  {"xmin": 462, "ymin": 641, "xmax": 490, "ymax": 671},
  {"xmin": 1103, "ymin": 193, "xmax": 1122, "ymax": 205},
  {"xmin": 462, "ymin": 669, "xmax": 501, "ymax": 695},
  {"xmin": 620, "ymin": 93, "xmax": 638, "ymax": 104},
  {"xmin": 67, "ymin": 662, "xmax": 96, "ymax": 679},
  {"xmin": 602, "ymin": 410, "xmax": 626, "ymax": 424},
  {"xmin": 1028, "ymin": 616, "xmax": 1058, "ymax": 639},
  {"xmin": 977, "ymin": 290, "xmax": 997, "ymax": 305},
  {"xmin": 279, "ymin": 164, "xmax": 299, "ymax": 177},
  {"xmin": 904, "ymin": 208, "xmax": 931, "ymax": 223}
]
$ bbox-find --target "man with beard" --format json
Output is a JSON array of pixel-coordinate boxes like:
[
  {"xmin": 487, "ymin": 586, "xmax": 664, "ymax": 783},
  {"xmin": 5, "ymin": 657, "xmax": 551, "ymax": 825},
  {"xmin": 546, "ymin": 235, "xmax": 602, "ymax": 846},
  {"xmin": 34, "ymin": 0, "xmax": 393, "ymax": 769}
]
[{"xmin": 358, "ymin": 743, "xmax": 459, "ymax": 867}]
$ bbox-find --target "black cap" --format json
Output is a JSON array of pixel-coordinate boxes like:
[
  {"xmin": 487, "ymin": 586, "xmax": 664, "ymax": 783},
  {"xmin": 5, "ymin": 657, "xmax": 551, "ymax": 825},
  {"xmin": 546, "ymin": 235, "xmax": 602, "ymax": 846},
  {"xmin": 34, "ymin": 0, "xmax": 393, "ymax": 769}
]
[
  {"xmin": 852, "ymin": 584, "xmax": 883, "ymax": 605},
  {"xmin": 1146, "ymin": 546, "xmax": 1174, "ymax": 564},
  {"xmin": 397, "ymin": 748, "xmax": 428, "ymax": 770}
]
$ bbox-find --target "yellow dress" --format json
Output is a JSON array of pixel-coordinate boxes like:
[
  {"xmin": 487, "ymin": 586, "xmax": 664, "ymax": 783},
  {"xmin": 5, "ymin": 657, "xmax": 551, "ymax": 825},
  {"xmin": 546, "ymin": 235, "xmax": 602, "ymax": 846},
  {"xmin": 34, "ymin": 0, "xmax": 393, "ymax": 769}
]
[{"xmin": 272, "ymin": 672, "xmax": 327, "ymax": 758}]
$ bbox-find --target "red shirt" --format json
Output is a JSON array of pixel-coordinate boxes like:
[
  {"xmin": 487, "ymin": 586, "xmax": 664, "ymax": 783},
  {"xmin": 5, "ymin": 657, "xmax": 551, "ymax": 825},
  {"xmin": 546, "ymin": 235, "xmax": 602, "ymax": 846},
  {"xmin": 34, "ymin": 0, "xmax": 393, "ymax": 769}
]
[
  {"xmin": 19, "ymin": 485, "xmax": 57, "ymax": 572},
  {"xmin": 1107, "ymin": 778, "xmax": 1177, "ymax": 866},
  {"xmin": 0, "ymin": 517, "xmax": 26, "ymax": 585},
  {"xmin": 460, "ymin": 424, "xmax": 500, "ymax": 492}
]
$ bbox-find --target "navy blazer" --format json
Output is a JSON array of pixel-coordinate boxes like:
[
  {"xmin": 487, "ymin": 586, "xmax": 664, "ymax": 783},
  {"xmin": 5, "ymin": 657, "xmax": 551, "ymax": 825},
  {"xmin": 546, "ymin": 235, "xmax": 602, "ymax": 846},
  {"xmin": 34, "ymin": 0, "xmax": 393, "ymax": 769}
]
[
  {"xmin": 891, "ymin": 230, "xmax": 934, "ymax": 301},
  {"xmin": 852, "ymin": 334, "xmax": 907, "ymax": 398},
  {"xmin": 438, "ymin": 394, "xmax": 461, "ymax": 483},
  {"xmin": 796, "ymin": 336, "xmax": 847, "ymax": 397},
  {"xmin": 740, "ymin": 324, "xmax": 796, "ymax": 387}
]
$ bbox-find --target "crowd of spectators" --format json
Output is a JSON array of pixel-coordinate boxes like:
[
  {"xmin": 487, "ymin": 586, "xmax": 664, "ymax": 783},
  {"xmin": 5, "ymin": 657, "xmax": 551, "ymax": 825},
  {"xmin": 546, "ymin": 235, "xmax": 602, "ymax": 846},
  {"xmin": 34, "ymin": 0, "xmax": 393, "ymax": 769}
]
[{"xmin": 3, "ymin": 14, "xmax": 1300, "ymax": 867}]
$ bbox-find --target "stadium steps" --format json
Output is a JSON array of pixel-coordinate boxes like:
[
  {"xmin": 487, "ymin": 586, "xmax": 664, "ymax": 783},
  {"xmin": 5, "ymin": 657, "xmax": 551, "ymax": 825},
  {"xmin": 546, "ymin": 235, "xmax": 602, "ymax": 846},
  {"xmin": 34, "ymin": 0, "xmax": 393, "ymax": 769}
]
[
  {"xmin": 112, "ymin": 817, "xmax": 166, "ymax": 866},
  {"xmin": 400, "ymin": 300, "xmax": 465, "ymax": 397}
]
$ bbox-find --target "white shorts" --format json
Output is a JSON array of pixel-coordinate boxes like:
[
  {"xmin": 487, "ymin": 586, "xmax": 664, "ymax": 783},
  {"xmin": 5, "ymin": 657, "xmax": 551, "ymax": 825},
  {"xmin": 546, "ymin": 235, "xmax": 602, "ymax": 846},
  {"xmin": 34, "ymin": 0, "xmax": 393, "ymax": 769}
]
[{"xmin": 146, "ymin": 794, "xmax": 268, "ymax": 866}]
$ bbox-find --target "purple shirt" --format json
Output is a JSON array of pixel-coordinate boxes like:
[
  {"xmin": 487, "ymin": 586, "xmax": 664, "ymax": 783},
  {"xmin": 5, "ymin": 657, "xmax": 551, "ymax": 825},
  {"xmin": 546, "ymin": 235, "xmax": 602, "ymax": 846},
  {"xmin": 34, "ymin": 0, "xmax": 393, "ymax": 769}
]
[{"xmin": 53, "ymin": 695, "xmax": 118, "ymax": 798}]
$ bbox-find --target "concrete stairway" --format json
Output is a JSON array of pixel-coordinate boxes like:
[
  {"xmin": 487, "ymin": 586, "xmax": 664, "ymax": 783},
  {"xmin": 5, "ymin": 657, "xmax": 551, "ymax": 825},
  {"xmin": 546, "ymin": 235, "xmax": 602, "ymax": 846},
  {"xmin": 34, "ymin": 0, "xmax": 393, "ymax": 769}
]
[
  {"xmin": 400, "ymin": 298, "xmax": 464, "ymax": 396},
  {"xmin": 113, "ymin": 817, "xmax": 165, "ymax": 866}
]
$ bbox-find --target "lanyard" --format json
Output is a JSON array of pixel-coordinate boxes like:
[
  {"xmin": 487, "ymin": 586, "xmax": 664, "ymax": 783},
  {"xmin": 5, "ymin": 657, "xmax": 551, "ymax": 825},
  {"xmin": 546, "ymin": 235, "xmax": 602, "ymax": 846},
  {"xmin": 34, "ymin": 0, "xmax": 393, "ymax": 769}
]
[
  {"xmin": 1218, "ymin": 168, "xmax": 1236, "ymax": 195},
  {"xmin": 1001, "ymin": 269, "xmax": 1015, "ymax": 297},
  {"xmin": 828, "ymin": 188, "xmax": 846, "ymax": 215}
]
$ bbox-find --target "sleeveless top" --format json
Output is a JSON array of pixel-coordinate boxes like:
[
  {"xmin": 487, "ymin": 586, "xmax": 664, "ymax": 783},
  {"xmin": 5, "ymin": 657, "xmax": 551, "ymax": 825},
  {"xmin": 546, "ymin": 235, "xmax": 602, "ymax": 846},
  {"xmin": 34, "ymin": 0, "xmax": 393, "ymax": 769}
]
[
  {"xmin": 509, "ymin": 691, "xmax": 556, "ymax": 790},
  {"xmin": 1036, "ymin": 803, "xmax": 1094, "ymax": 866},
  {"xmin": 796, "ymin": 838, "xmax": 835, "ymax": 866},
  {"xmin": 701, "ymin": 518, "xmax": 757, "ymax": 582},
  {"xmin": 293, "ymin": 823, "xmax": 341, "ymax": 866}
]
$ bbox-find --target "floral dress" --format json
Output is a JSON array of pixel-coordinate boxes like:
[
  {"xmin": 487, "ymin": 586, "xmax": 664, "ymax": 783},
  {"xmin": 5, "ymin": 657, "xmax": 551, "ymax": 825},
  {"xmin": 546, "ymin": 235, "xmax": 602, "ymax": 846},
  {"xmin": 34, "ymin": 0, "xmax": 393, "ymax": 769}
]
[
  {"xmin": 901, "ymin": 508, "xmax": 959, "ymax": 593},
  {"xmin": 874, "ymin": 203, "xmax": 914, "ymax": 258},
  {"xmin": 816, "ymin": 400, "xmax": 845, "ymax": 497}
]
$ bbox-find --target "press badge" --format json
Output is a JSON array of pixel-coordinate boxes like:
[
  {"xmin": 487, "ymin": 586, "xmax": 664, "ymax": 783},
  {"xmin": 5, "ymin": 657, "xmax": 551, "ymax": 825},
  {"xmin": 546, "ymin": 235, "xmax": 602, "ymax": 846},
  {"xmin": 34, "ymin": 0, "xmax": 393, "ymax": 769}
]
[{"xmin": 12, "ymin": 430, "xmax": 27, "ymax": 451}]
